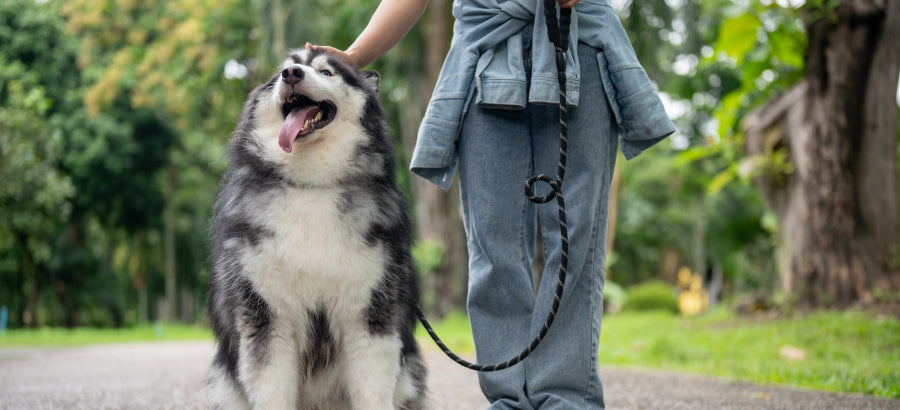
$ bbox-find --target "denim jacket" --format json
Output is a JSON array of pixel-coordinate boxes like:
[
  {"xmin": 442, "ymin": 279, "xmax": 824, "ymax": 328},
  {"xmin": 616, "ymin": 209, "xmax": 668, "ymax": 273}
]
[{"xmin": 410, "ymin": 0, "xmax": 676, "ymax": 189}]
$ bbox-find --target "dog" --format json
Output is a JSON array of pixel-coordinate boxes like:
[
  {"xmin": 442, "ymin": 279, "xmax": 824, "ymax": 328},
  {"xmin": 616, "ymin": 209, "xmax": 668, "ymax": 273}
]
[{"xmin": 206, "ymin": 48, "xmax": 426, "ymax": 410}]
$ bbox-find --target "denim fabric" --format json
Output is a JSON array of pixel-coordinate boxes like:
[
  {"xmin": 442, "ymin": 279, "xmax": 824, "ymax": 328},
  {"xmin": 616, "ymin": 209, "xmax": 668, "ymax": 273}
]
[
  {"xmin": 458, "ymin": 40, "xmax": 613, "ymax": 410},
  {"xmin": 410, "ymin": 0, "xmax": 675, "ymax": 190}
]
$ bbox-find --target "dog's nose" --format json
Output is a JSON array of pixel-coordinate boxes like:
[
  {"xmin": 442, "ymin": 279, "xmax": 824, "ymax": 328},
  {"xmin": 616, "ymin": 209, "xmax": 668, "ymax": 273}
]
[{"xmin": 281, "ymin": 64, "xmax": 304, "ymax": 85}]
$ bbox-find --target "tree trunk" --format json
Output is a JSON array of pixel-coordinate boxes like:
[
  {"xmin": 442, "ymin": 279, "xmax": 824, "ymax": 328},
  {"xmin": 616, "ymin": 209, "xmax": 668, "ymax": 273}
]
[
  {"xmin": 131, "ymin": 233, "xmax": 149, "ymax": 324},
  {"xmin": 138, "ymin": 281, "xmax": 149, "ymax": 324},
  {"xmin": 181, "ymin": 287, "xmax": 194, "ymax": 324},
  {"xmin": 18, "ymin": 233, "xmax": 39, "ymax": 327},
  {"xmin": 15, "ymin": 252, "xmax": 26, "ymax": 328},
  {"xmin": 163, "ymin": 160, "xmax": 177, "ymax": 321},
  {"xmin": 743, "ymin": 0, "xmax": 900, "ymax": 307},
  {"xmin": 51, "ymin": 276, "xmax": 77, "ymax": 328},
  {"xmin": 26, "ymin": 254, "xmax": 39, "ymax": 328}
]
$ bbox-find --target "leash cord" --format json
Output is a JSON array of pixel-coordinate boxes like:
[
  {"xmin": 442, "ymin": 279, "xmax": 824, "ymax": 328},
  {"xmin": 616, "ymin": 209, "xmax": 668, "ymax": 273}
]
[{"xmin": 415, "ymin": 0, "xmax": 572, "ymax": 372}]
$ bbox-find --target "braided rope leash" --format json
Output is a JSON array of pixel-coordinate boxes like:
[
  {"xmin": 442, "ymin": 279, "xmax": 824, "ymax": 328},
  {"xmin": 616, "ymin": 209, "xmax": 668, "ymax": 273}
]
[{"xmin": 415, "ymin": 0, "xmax": 573, "ymax": 372}]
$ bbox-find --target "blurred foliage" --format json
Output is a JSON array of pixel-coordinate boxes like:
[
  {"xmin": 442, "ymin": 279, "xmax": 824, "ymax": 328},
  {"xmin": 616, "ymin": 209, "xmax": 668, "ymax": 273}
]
[
  {"xmin": 412, "ymin": 238, "xmax": 446, "ymax": 278},
  {"xmin": 0, "ymin": 0, "xmax": 257, "ymax": 327},
  {"xmin": 412, "ymin": 238, "xmax": 447, "ymax": 311},
  {"xmin": 602, "ymin": 281, "xmax": 627, "ymax": 314},
  {"xmin": 0, "ymin": 65, "xmax": 74, "ymax": 307},
  {"xmin": 0, "ymin": 0, "xmax": 80, "ymax": 327},
  {"xmin": 608, "ymin": 0, "xmax": 807, "ymax": 303},
  {"xmin": 61, "ymin": 0, "xmax": 256, "ymax": 131},
  {"xmin": 621, "ymin": 281, "xmax": 679, "ymax": 313}
]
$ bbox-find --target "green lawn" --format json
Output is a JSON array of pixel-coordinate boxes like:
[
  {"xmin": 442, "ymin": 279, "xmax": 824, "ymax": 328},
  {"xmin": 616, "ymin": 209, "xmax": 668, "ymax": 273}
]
[
  {"xmin": 0, "ymin": 323, "xmax": 212, "ymax": 347},
  {"xmin": 3, "ymin": 310, "xmax": 896, "ymax": 398},
  {"xmin": 415, "ymin": 309, "xmax": 900, "ymax": 398},
  {"xmin": 600, "ymin": 309, "xmax": 900, "ymax": 398}
]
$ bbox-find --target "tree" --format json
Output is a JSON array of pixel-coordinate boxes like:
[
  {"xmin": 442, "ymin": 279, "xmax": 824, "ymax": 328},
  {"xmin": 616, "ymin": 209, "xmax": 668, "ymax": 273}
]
[
  {"xmin": 0, "ymin": 71, "xmax": 74, "ymax": 327},
  {"xmin": 0, "ymin": 0, "xmax": 80, "ymax": 327},
  {"xmin": 609, "ymin": 0, "xmax": 779, "ymax": 299},
  {"xmin": 742, "ymin": 0, "xmax": 900, "ymax": 306},
  {"xmin": 62, "ymin": 0, "xmax": 257, "ymax": 322}
]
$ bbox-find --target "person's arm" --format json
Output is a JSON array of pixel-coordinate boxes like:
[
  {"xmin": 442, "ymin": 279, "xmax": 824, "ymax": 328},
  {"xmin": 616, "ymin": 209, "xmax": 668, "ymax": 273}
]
[
  {"xmin": 309, "ymin": 0, "xmax": 429, "ymax": 68},
  {"xmin": 310, "ymin": 0, "xmax": 579, "ymax": 68}
]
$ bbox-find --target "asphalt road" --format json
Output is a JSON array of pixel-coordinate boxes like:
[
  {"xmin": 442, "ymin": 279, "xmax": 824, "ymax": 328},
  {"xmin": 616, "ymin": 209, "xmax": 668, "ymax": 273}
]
[{"xmin": 0, "ymin": 341, "xmax": 896, "ymax": 409}]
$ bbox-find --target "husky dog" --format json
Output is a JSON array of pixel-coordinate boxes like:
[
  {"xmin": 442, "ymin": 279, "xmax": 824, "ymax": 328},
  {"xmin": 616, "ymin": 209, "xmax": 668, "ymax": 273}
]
[{"xmin": 207, "ymin": 48, "xmax": 426, "ymax": 410}]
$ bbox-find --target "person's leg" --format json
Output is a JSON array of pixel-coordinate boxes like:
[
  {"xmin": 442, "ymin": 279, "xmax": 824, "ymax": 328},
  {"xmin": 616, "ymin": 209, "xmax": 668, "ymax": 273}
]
[
  {"xmin": 458, "ymin": 101, "xmax": 538, "ymax": 410},
  {"xmin": 525, "ymin": 42, "xmax": 617, "ymax": 410}
]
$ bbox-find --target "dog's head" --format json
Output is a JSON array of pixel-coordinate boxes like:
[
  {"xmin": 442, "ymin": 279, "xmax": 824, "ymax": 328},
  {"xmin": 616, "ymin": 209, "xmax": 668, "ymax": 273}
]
[
  {"xmin": 273, "ymin": 49, "xmax": 380, "ymax": 153},
  {"xmin": 236, "ymin": 48, "xmax": 389, "ymax": 186}
]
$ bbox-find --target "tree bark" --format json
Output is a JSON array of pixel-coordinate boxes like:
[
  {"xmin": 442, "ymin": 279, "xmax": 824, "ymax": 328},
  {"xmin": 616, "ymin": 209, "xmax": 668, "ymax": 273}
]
[
  {"xmin": 131, "ymin": 233, "xmax": 149, "ymax": 324},
  {"xmin": 743, "ymin": 0, "xmax": 900, "ymax": 307},
  {"xmin": 26, "ymin": 251, "xmax": 38, "ymax": 328},
  {"xmin": 51, "ymin": 276, "xmax": 77, "ymax": 328},
  {"xmin": 163, "ymin": 159, "xmax": 177, "ymax": 321},
  {"xmin": 16, "ymin": 233, "xmax": 39, "ymax": 327}
]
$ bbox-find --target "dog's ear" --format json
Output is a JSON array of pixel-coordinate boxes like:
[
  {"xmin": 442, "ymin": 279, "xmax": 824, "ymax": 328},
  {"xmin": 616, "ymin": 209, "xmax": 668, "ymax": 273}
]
[{"xmin": 362, "ymin": 70, "xmax": 380, "ymax": 93}]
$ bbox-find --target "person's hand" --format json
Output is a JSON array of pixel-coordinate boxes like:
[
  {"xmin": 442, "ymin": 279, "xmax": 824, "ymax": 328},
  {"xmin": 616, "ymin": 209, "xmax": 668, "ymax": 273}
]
[
  {"xmin": 305, "ymin": 43, "xmax": 361, "ymax": 68},
  {"xmin": 557, "ymin": 0, "xmax": 579, "ymax": 8}
]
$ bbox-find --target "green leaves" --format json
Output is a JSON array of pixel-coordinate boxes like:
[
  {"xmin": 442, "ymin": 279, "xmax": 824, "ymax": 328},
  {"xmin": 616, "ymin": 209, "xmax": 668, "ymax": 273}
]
[
  {"xmin": 715, "ymin": 14, "xmax": 761, "ymax": 64},
  {"xmin": 711, "ymin": 2, "xmax": 807, "ymax": 142},
  {"xmin": 0, "ymin": 77, "xmax": 74, "ymax": 264},
  {"xmin": 695, "ymin": 1, "xmax": 808, "ymax": 201}
]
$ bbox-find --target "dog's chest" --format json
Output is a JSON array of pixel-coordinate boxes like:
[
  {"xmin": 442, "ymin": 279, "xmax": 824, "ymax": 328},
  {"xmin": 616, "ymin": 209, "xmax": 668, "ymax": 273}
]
[{"xmin": 243, "ymin": 187, "xmax": 384, "ymax": 312}]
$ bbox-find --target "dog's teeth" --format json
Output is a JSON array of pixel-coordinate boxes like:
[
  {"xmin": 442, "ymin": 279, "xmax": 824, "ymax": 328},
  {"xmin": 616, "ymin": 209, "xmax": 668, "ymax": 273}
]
[{"xmin": 315, "ymin": 111, "xmax": 322, "ymax": 121}]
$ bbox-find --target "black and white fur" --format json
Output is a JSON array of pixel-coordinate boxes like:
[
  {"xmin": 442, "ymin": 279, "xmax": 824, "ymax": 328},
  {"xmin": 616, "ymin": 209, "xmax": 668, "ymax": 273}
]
[{"xmin": 207, "ymin": 48, "xmax": 426, "ymax": 410}]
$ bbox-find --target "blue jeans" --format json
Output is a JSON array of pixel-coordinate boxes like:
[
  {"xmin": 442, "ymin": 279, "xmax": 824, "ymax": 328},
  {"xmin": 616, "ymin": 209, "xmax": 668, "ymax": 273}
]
[{"xmin": 458, "ymin": 41, "xmax": 616, "ymax": 410}]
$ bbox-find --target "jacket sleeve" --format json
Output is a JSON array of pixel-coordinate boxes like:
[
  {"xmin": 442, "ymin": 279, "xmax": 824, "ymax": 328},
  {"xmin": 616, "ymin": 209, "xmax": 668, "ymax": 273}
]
[
  {"xmin": 410, "ymin": 44, "xmax": 477, "ymax": 190},
  {"xmin": 583, "ymin": 3, "xmax": 676, "ymax": 159}
]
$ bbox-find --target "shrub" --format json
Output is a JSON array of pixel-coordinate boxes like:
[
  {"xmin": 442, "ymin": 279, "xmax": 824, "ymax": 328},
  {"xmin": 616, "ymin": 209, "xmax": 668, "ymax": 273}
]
[
  {"xmin": 622, "ymin": 281, "xmax": 678, "ymax": 313},
  {"xmin": 603, "ymin": 281, "xmax": 627, "ymax": 314}
]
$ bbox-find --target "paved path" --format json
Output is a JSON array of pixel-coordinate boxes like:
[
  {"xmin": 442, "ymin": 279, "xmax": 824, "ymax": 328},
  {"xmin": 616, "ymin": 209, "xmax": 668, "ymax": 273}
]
[{"xmin": 0, "ymin": 341, "xmax": 896, "ymax": 409}]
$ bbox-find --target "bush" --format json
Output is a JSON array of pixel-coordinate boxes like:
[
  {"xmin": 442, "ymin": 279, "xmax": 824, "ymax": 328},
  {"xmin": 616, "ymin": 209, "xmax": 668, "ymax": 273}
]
[
  {"xmin": 603, "ymin": 281, "xmax": 627, "ymax": 314},
  {"xmin": 622, "ymin": 281, "xmax": 678, "ymax": 313}
]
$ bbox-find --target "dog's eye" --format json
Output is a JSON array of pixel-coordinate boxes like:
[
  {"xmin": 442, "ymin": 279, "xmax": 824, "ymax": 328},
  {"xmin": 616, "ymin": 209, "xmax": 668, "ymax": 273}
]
[{"xmin": 320, "ymin": 69, "xmax": 332, "ymax": 76}]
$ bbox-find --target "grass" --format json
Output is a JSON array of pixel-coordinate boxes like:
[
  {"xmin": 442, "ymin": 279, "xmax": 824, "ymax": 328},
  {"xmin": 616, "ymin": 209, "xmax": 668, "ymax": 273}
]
[
  {"xmin": 0, "ymin": 323, "xmax": 213, "ymax": 347},
  {"xmin": 414, "ymin": 309, "xmax": 899, "ymax": 398},
  {"xmin": 3, "ymin": 310, "xmax": 897, "ymax": 398},
  {"xmin": 599, "ymin": 309, "xmax": 899, "ymax": 398},
  {"xmin": 415, "ymin": 311, "xmax": 476, "ymax": 355}
]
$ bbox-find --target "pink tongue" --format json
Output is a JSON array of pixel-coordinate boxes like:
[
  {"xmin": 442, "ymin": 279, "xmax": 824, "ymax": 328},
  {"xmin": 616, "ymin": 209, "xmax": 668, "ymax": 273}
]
[{"xmin": 278, "ymin": 106, "xmax": 319, "ymax": 153}]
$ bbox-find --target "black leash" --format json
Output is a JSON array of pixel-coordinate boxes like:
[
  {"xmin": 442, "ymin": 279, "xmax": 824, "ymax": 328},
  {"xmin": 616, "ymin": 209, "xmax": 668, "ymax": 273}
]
[{"xmin": 415, "ymin": 0, "xmax": 573, "ymax": 372}]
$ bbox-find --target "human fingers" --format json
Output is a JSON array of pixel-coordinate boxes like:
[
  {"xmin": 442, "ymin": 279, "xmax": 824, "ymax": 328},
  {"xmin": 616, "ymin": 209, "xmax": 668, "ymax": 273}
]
[
  {"xmin": 305, "ymin": 43, "xmax": 359, "ymax": 68},
  {"xmin": 556, "ymin": 0, "xmax": 579, "ymax": 8}
]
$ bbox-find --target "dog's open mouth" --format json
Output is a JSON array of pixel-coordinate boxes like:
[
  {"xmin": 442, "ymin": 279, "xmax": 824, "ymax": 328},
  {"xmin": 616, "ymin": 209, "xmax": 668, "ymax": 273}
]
[{"xmin": 278, "ymin": 94, "xmax": 337, "ymax": 153}]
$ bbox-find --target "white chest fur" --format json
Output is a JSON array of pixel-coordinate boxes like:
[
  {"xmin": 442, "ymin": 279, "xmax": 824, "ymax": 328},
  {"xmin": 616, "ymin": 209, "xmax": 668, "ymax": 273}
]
[{"xmin": 238, "ymin": 186, "xmax": 385, "ymax": 320}]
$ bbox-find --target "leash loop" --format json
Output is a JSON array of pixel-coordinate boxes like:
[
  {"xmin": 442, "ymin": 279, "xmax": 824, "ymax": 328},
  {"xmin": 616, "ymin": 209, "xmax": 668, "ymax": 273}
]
[
  {"xmin": 417, "ymin": 0, "xmax": 572, "ymax": 372},
  {"xmin": 525, "ymin": 174, "xmax": 560, "ymax": 204}
]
